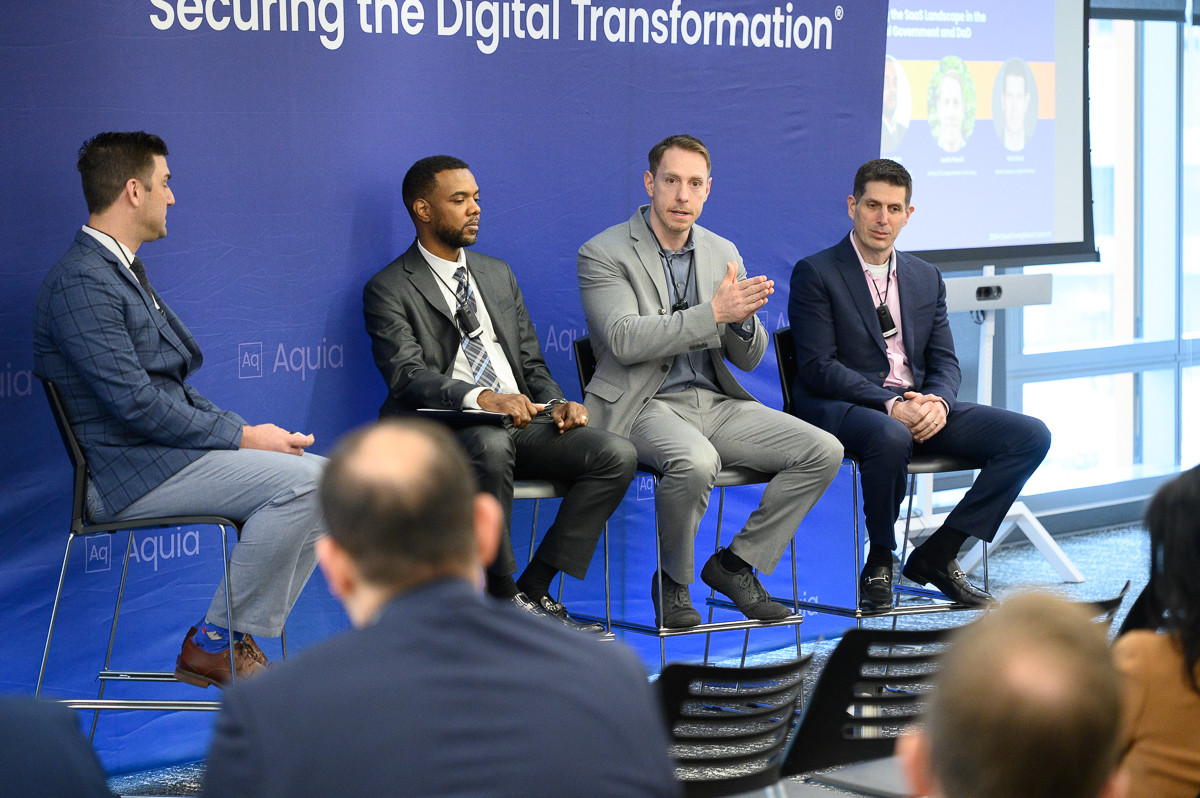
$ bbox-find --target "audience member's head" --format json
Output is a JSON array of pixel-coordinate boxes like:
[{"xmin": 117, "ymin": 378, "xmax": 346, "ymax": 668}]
[
  {"xmin": 1145, "ymin": 463, "xmax": 1200, "ymax": 691},
  {"xmin": 317, "ymin": 419, "xmax": 501, "ymax": 625},
  {"xmin": 897, "ymin": 593, "xmax": 1126, "ymax": 798},
  {"xmin": 76, "ymin": 131, "xmax": 168, "ymax": 215}
]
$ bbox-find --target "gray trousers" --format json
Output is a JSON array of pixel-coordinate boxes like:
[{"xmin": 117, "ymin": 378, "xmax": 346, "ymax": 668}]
[
  {"xmin": 628, "ymin": 388, "xmax": 843, "ymax": 584},
  {"xmin": 90, "ymin": 448, "xmax": 326, "ymax": 637}
]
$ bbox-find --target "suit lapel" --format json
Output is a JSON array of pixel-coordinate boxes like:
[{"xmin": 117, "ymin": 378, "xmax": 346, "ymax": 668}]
[
  {"xmin": 834, "ymin": 236, "xmax": 887, "ymax": 356},
  {"xmin": 630, "ymin": 209, "xmax": 670, "ymax": 308},
  {"xmin": 402, "ymin": 243, "xmax": 456, "ymax": 325},
  {"xmin": 895, "ymin": 252, "xmax": 921, "ymax": 365},
  {"xmin": 693, "ymin": 227, "xmax": 721, "ymax": 302},
  {"xmin": 465, "ymin": 252, "xmax": 522, "ymax": 379},
  {"xmin": 82, "ymin": 234, "xmax": 192, "ymax": 361}
]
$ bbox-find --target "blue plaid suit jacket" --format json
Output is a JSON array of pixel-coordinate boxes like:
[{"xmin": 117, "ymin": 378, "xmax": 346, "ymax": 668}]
[{"xmin": 33, "ymin": 230, "xmax": 244, "ymax": 515}]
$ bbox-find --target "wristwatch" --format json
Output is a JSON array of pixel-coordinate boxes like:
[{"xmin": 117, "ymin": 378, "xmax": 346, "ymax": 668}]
[{"xmin": 546, "ymin": 398, "xmax": 569, "ymax": 409}]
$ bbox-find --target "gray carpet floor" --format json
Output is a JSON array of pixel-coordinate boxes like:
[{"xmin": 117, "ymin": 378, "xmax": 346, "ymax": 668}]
[{"xmin": 107, "ymin": 524, "xmax": 1150, "ymax": 797}]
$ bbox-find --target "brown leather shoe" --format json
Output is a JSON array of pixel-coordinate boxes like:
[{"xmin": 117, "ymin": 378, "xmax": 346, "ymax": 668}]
[{"xmin": 173, "ymin": 627, "xmax": 269, "ymax": 689}]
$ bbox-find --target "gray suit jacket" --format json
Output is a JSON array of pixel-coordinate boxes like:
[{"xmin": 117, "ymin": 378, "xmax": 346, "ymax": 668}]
[
  {"xmin": 363, "ymin": 241, "xmax": 563, "ymax": 416},
  {"xmin": 576, "ymin": 207, "xmax": 766, "ymax": 437}
]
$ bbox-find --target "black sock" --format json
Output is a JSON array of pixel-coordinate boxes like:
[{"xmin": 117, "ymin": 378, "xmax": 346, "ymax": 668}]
[
  {"xmin": 658, "ymin": 570, "xmax": 685, "ymax": 588},
  {"xmin": 516, "ymin": 558, "xmax": 558, "ymax": 602},
  {"xmin": 486, "ymin": 570, "xmax": 520, "ymax": 599},
  {"xmin": 720, "ymin": 547, "xmax": 750, "ymax": 573},
  {"xmin": 919, "ymin": 526, "xmax": 970, "ymax": 563},
  {"xmin": 866, "ymin": 545, "xmax": 894, "ymax": 568}
]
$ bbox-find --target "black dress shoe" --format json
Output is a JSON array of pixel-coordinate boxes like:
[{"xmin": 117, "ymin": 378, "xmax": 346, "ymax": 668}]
[
  {"xmin": 700, "ymin": 550, "xmax": 790, "ymax": 622},
  {"xmin": 901, "ymin": 550, "xmax": 993, "ymax": 608},
  {"xmin": 510, "ymin": 592, "xmax": 614, "ymax": 639},
  {"xmin": 536, "ymin": 596, "xmax": 615, "ymax": 640},
  {"xmin": 651, "ymin": 571, "xmax": 702, "ymax": 629},
  {"xmin": 859, "ymin": 564, "xmax": 893, "ymax": 613}
]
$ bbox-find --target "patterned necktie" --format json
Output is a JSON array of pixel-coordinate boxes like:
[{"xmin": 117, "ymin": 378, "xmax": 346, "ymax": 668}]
[
  {"xmin": 454, "ymin": 266, "xmax": 501, "ymax": 392},
  {"xmin": 129, "ymin": 256, "xmax": 166, "ymax": 317}
]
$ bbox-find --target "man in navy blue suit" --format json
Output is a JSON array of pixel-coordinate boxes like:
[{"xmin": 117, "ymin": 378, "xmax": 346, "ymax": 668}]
[
  {"xmin": 203, "ymin": 419, "xmax": 681, "ymax": 798},
  {"xmin": 33, "ymin": 132, "xmax": 326, "ymax": 687},
  {"xmin": 788, "ymin": 159, "xmax": 1050, "ymax": 612},
  {"xmin": 0, "ymin": 696, "xmax": 114, "ymax": 797}
]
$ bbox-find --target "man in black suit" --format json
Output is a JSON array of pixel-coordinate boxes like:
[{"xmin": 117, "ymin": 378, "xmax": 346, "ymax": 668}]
[
  {"xmin": 202, "ymin": 419, "xmax": 680, "ymax": 798},
  {"xmin": 788, "ymin": 159, "xmax": 1050, "ymax": 612},
  {"xmin": 363, "ymin": 156, "xmax": 637, "ymax": 634}
]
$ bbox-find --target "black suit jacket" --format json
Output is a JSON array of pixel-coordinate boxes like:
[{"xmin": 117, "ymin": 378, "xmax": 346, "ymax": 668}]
[
  {"xmin": 202, "ymin": 580, "xmax": 680, "ymax": 798},
  {"xmin": 363, "ymin": 241, "xmax": 562, "ymax": 415},
  {"xmin": 788, "ymin": 233, "xmax": 961, "ymax": 435},
  {"xmin": 0, "ymin": 696, "xmax": 114, "ymax": 797}
]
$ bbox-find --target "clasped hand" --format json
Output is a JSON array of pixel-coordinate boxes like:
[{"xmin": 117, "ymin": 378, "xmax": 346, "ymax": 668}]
[
  {"xmin": 478, "ymin": 391, "xmax": 589, "ymax": 433},
  {"xmin": 889, "ymin": 392, "xmax": 947, "ymax": 443}
]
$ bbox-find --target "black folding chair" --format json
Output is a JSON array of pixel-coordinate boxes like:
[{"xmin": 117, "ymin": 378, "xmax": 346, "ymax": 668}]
[
  {"xmin": 659, "ymin": 655, "xmax": 813, "ymax": 797},
  {"xmin": 37, "ymin": 379, "xmax": 248, "ymax": 733}
]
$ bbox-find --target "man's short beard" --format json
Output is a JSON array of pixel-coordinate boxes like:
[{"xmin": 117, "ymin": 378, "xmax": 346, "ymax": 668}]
[{"xmin": 435, "ymin": 223, "xmax": 477, "ymax": 250}]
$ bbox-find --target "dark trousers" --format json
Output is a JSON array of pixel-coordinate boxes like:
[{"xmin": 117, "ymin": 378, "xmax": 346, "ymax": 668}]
[
  {"xmin": 836, "ymin": 401, "xmax": 1051, "ymax": 548},
  {"xmin": 457, "ymin": 415, "xmax": 638, "ymax": 578}
]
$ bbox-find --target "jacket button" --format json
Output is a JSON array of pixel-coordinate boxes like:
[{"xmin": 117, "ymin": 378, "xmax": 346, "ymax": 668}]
[
  {"xmin": 661, "ymin": 365, "xmax": 669, "ymax": 372},
  {"xmin": 878, "ymin": 372, "xmax": 887, "ymax": 378}
]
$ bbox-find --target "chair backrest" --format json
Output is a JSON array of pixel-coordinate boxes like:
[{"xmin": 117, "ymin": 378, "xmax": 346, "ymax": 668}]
[
  {"xmin": 658, "ymin": 655, "xmax": 813, "ymax": 798},
  {"xmin": 41, "ymin": 378, "xmax": 90, "ymax": 535},
  {"xmin": 573, "ymin": 335, "xmax": 597, "ymax": 395},
  {"xmin": 772, "ymin": 326, "xmax": 797, "ymax": 415},
  {"xmin": 781, "ymin": 626, "xmax": 953, "ymax": 776},
  {"xmin": 1087, "ymin": 580, "xmax": 1132, "ymax": 627}
]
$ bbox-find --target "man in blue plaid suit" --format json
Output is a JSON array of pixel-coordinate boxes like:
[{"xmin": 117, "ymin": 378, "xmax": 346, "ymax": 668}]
[{"xmin": 33, "ymin": 132, "xmax": 326, "ymax": 688}]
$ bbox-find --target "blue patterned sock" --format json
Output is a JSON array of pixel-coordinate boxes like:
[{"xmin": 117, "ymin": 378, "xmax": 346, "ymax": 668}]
[{"xmin": 191, "ymin": 621, "xmax": 244, "ymax": 653}]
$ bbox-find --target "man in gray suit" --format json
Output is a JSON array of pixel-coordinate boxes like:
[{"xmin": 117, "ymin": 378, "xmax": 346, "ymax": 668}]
[
  {"xmin": 577, "ymin": 134, "xmax": 842, "ymax": 628},
  {"xmin": 363, "ymin": 156, "xmax": 637, "ymax": 635}
]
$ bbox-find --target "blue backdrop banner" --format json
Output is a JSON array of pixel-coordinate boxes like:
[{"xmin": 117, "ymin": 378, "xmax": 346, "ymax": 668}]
[{"xmin": 1, "ymin": 0, "xmax": 887, "ymax": 772}]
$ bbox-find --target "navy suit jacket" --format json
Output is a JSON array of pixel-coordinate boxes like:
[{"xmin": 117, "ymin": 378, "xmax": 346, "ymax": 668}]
[
  {"xmin": 0, "ymin": 696, "xmax": 114, "ymax": 797},
  {"xmin": 202, "ymin": 579, "xmax": 681, "ymax": 798},
  {"xmin": 787, "ymin": 234, "xmax": 961, "ymax": 435},
  {"xmin": 33, "ymin": 230, "xmax": 243, "ymax": 514},
  {"xmin": 362, "ymin": 241, "xmax": 563, "ymax": 416}
]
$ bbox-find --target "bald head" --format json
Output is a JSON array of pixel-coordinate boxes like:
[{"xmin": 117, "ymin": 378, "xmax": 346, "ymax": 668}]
[
  {"xmin": 920, "ymin": 593, "xmax": 1123, "ymax": 798},
  {"xmin": 319, "ymin": 419, "xmax": 480, "ymax": 590}
]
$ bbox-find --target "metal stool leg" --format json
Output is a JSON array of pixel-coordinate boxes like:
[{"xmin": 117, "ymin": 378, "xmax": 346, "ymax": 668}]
[
  {"xmin": 701, "ymin": 487, "xmax": 727, "ymax": 664},
  {"xmin": 36, "ymin": 532, "xmax": 80, "ymax": 698},
  {"xmin": 90, "ymin": 531, "xmax": 137, "ymax": 741},
  {"xmin": 221, "ymin": 524, "xmax": 236, "ymax": 683}
]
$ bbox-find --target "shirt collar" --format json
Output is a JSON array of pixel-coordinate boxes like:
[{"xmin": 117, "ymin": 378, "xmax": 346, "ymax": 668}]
[
  {"xmin": 417, "ymin": 240, "xmax": 466, "ymax": 273},
  {"xmin": 848, "ymin": 231, "xmax": 896, "ymax": 277},
  {"xmin": 81, "ymin": 225, "xmax": 135, "ymax": 269}
]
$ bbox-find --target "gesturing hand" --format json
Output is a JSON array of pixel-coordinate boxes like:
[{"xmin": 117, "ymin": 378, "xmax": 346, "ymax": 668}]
[{"xmin": 711, "ymin": 262, "xmax": 772, "ymax": 324}]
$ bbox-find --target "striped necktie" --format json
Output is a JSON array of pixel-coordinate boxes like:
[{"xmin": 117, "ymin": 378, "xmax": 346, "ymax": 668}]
[{"xmin": 454, "ymin": 266, "xmax": 501, "ymax": 392}]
